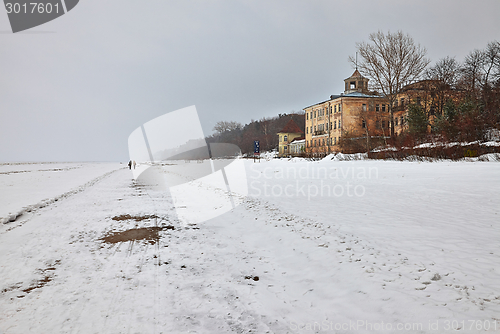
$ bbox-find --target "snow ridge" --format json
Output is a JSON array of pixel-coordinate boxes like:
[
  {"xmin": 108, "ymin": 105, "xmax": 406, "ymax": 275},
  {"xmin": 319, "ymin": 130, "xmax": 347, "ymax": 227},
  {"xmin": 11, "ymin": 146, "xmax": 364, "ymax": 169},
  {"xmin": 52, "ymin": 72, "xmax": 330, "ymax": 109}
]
[{"xmin": 0, "ymin": 167, "xmax": 124, "ymax": 227}]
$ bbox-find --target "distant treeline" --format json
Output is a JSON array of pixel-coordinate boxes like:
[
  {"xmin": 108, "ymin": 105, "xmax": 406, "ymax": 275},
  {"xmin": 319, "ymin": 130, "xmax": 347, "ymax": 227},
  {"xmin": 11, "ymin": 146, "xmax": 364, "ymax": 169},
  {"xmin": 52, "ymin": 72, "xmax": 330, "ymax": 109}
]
[{"xmin": 206, "ymin": 113, "xmax": 305, "ymax": 155}]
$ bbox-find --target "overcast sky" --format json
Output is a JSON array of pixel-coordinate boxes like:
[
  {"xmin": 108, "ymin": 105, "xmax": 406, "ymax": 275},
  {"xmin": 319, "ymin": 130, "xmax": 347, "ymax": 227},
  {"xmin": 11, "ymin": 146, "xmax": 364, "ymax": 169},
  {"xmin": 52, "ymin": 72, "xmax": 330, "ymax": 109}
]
[{"xmin": 1, "ymin": 0, "xmax": 499, "ymax": 162}]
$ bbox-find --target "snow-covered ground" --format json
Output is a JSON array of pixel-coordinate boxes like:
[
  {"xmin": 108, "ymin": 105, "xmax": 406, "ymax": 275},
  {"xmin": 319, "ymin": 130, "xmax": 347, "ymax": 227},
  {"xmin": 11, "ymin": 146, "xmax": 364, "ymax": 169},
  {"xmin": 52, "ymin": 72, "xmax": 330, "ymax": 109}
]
[
  {"xmin": 0, "ymin": 162, "xmax": 124, "ymax": 224},
  {"xmin": 0, "ymin": 159, "xmax": 499, "ymax": 333}
]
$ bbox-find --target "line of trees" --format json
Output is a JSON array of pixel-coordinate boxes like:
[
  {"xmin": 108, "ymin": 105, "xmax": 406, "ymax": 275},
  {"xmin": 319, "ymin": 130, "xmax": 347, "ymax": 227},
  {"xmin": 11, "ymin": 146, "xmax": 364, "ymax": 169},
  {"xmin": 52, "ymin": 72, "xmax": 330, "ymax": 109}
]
[
  {"xmin": 206, "ymin": 112, "xmax": 305, "ymax": 155},
  {"xmin": 353, "ymin": 31, "xmax": 500, "ymax": 145},
  {"xmin": 407, "ymin": 41, "xmax": 500, "ymax": 143}
]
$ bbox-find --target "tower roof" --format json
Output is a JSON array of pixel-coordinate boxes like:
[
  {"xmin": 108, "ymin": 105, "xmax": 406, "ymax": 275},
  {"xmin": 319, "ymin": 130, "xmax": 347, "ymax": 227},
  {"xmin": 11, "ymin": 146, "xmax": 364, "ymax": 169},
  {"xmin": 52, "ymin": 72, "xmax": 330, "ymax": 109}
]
[
  {"xmin": 346, "ymin": 69, "xmax": 365, "ymax": 80},
  {"xmin": 278, "ymin": 119, "xmax": 303, "ymax": 134}
]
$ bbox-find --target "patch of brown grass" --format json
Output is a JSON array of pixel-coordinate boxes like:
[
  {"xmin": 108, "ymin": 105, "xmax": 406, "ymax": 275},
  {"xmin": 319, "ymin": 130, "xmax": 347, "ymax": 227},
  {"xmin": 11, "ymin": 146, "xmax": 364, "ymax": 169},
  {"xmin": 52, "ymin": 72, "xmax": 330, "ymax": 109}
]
[{"xmin": 111, "ymin": 214, "xmax": 159, "ymax": 221}]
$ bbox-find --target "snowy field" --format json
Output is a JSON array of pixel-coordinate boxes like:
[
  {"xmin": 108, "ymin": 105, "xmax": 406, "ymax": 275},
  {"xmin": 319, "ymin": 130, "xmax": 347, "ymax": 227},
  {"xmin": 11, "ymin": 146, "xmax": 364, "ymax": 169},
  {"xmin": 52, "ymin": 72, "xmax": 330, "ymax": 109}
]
[{"xmin": 0, "ymin": 158, "xmax": 499, "ymax": 333}]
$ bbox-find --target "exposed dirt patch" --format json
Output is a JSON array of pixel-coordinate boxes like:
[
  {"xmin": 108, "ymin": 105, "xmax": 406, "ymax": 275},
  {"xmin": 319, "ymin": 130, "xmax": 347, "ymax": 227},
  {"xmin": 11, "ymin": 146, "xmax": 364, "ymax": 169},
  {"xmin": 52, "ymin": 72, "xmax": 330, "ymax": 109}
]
[
  {"xmin": 100, "ymin": 226, "xmax": 174, "ymax": 244},
  {"xmin": 2, "ymin": 282, "xmax": 22, "ymax": 293},
  {"xmin": 19, "ymin": 260, "xmax": 61, "ymax": 296},
  {"xmin": 111, "ymin": 214, "xmax": 159, "ymax": 221},
  {"xmin": 22, "ymin": 276, "xmax": 52, "ymax": 294}
]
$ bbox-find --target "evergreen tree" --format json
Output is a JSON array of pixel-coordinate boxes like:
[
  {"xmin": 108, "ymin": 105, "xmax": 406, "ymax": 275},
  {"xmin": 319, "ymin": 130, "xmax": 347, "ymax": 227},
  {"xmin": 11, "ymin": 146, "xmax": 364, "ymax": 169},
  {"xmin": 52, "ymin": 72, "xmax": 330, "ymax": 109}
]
[{"xmin": 406, "ymin": 104, "xmax": 428, "ymax": 138}]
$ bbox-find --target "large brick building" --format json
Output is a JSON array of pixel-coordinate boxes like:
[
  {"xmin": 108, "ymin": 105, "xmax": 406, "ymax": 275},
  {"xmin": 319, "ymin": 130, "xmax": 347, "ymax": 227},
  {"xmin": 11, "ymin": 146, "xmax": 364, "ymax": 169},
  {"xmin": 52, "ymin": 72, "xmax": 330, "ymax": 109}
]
[
  {"xmin": 304, "ymin": 69, "xmax": 390, "ymax": 154},
  {"xmin": 392, "ymin": 80, "xmax": 463, "ymax": 135}
]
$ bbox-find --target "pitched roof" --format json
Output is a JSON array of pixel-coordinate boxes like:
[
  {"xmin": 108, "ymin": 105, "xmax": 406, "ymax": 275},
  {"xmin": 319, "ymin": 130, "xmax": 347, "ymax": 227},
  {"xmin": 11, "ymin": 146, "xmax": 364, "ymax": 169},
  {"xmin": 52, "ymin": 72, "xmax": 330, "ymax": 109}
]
[
  {"xmin": 278, "ymin": 119, "xmax": 303, "ymax": 134},
  {"xmin": 349, "ymin": 69, "xmax": 364, "ymax": 78}
]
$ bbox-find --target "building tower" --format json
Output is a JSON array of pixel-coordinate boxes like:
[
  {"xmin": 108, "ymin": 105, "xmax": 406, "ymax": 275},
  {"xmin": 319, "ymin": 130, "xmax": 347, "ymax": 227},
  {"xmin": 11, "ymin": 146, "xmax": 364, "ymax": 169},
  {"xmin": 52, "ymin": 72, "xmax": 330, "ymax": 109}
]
[{"xmin": 344, "ymin": 69, "xmax": 369, "ymax": 94}]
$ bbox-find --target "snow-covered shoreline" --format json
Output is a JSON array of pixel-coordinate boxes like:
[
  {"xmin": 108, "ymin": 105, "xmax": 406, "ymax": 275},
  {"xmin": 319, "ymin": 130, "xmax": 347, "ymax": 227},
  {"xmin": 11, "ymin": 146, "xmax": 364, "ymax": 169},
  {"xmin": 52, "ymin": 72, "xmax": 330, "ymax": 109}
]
[
  {"xmin": 0, "ymin": 162, "xmax": 123, "ymax": 224},
  {"xmin": 0, "ymin": 160, "xmax": 499, "ymax": 333}
]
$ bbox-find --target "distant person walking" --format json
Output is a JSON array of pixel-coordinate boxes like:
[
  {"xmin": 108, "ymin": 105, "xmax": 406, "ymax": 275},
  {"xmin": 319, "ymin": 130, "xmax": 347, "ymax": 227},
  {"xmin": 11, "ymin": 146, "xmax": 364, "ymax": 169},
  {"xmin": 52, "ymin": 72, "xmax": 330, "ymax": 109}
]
[
  {"xmin": 128, "ymin": 160, "xmax": 132, "ymax": 170},
  {"xmin": 133, "ymin": 161, "xmax": 136, "ymax": 169}
]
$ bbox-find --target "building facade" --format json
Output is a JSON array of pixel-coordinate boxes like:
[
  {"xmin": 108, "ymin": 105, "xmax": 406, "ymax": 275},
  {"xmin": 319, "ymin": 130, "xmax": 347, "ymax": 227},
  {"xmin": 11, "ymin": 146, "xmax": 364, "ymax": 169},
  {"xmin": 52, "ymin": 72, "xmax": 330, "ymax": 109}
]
[
  {"xmin": 393, "ymin": 80, "xmax": 463, "ymax": 135},
  {"xmin": 304, "ymin": 70, "xmax": 390, "ymax": 154},
  {"xmin": 277, "ymin": 119, "xmax": 304, "ymax": 157},
  {"xmin": 288, "ymin": 138, "xmax": 305, "ymax": 156}
]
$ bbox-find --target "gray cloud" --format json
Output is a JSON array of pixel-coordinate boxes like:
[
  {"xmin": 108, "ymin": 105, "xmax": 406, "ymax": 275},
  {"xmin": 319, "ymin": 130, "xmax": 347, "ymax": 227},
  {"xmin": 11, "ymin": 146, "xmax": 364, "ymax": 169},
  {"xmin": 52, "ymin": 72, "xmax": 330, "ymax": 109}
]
[{"xmin": 1, "ymin": 0, "xmax": 499, "ymax": 161}]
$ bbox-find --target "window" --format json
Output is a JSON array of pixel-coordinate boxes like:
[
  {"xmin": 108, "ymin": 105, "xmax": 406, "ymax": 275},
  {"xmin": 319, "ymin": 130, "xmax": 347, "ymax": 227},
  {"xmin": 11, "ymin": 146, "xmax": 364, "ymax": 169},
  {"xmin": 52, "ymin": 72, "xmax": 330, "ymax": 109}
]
[
  {"xmin": 310, "ymin": 112, "xmax": 313, "ymax": 119},
  {"xmin": 376, "ymin": 104, "xmax": 380, "ymax": 112},
  {"xmin": 401, "ymin": 116, "xmax": 404, "ymax": 125},
  {"xmin": 326, "ymin": 123, "xmax": 329, "ymax": 131},
  {"xmin": 284, "ymin": 135, "xmax": 288, "ymax": 142},
  {"xmin": 310, "ymin": 126, "xmax": 312, "ymax": 133},
  {"xmin": 382, "ymin": 120, "xmax": 385, "ymax": 128},
  {"xmin": 350, "ymin": 81, "xmax": 356, "ymax": 89},
  {"xmin": 338, "ymin": 120, "xmax": 341, "ymax": 128},
  {"xmin": 334, "ymin": 120, "xmax": 337, "ymax": 129},
  {"xmin": 314, "ymin": 139, "xmax": 317, "ymax": 146},
  {"xmin": 401, "ymin": 98, "xmax": 405, "ymax": 106},
  {"xmin": 307, "ymin": 113, "xmax": 309, "ymax": 120},
  {"xmin": 334, "ymin": 137, "xmax": 337, "ymax": 145},
  {"xmin": 306, "ymin": 127, "xmax": 308, "ymax": 134},
  {"xmin": 314, "ymin": 110, "xmax": 316, "ymax": 118},
  {"xmin": 322, "ymin": 139, "xmax": 325, "ymax": 146},
  {"xmin": 376, "ymin": 120, "xmax": 380, "ymax": 128},
  {"xmin": 362, "ymin": 104, "xmax": 367, "ymax": 112},
  {"xmin": 362, "ymin": 120, "xmax": 366, "ymax": 128},
  {"xmin": 382, "ymin": 104, "xmax": 386, "ymax": 112},
  {"xmin": 334, "ymin": 105, "xmax": 337, "ymax": 113},
  {"xmin": 339, "ymin": 105, "xmax": 342, "ymax": 112},
  {"xmin": 284, "ymin": 146, "xmax": 287, "ymax": 151}
]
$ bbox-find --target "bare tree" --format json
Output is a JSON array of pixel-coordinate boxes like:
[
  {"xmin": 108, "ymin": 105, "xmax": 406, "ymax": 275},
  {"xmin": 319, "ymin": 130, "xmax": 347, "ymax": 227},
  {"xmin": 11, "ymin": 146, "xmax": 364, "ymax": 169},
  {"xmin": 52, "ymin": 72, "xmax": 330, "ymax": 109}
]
[
  {"xmin": 424, "ymin": 57, "xmax": 461, "ymax": 116},
  {"xmin": 425, "ymin": 56, "xmax": 460, "ymax": 87},
  {"xmin": 481, "ymin": 41, "xmax": 500, "ymax": 89},
  {"xmin": 350, "ymin": 30, "xmax": 430, "ymax": 138},
  {"xmin": 212, "ymin": 121, "xmax": 242, "ymax": 135},
  {"xmin": 478, "ymin": 41, "xmax": 500, "ymax": 127},
  {"xmin": 461, "ymin": 49, "xmax": 484, "ymax": 99}
]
